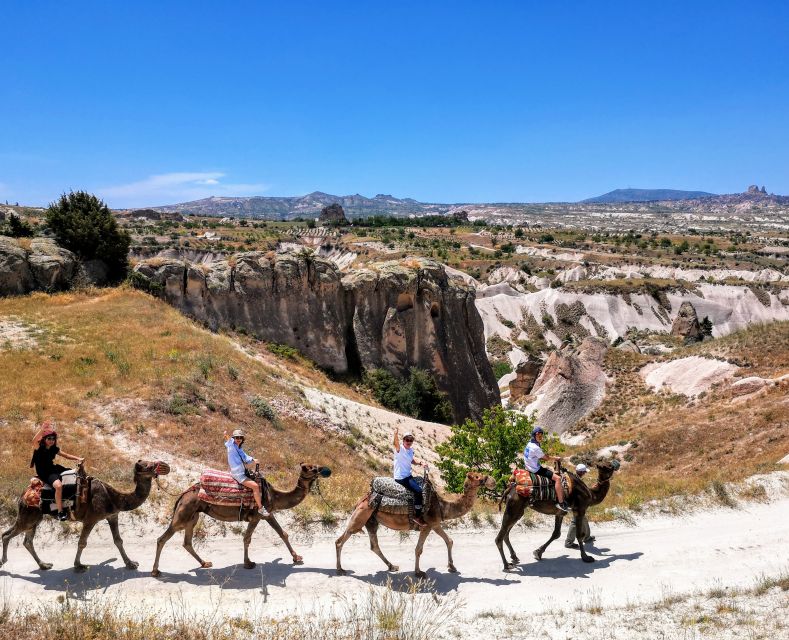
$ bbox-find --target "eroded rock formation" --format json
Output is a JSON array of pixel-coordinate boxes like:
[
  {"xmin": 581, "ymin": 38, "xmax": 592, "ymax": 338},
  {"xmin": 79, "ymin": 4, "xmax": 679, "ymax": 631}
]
[
  {"xmin": 671, "ymin": 301, "xmax": 702, "ymax": 343},
  {"xmin": 133, "ymin": 253, "xmax": 499, "ymax": 422},
  {"xmin": 0, "ymin": 236, "xmax": 103, "ymax": 295},
  {"xmin": 318, "ymin": 203, "xmax": 349, "ymax": 226},
  {"xmin": 517, "ymin": 337, "xmax": 608, "ymax": 433},
  {"xmin": 509, "ymin": 356, "xmax": 542, "ymax": 401}
]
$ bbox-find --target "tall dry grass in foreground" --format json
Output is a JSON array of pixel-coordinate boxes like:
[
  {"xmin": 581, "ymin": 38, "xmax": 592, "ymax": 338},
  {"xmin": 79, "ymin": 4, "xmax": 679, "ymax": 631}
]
[{"xmin": 0, "ymin": 578, "xmax": 461, "ymax": 640}]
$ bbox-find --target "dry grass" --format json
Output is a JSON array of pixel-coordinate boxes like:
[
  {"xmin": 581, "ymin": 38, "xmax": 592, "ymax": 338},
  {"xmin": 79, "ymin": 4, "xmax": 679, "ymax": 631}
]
[
  {"xmin": 0, "ymin": 288, "xmax": 372, "ymax": 520},
  {"xmin": 570, "ymin": 322, "xmax": 789, "ymax": 516}
]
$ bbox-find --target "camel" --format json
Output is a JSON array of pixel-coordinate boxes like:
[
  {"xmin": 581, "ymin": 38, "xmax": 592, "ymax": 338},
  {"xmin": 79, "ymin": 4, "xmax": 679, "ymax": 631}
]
[
  {"xmin": 335, "ymin": 471, "xmax": 495, "ymax": 578},
  {"xmin": 151, "ymin": 463, "xmax": 331, "ymax": 577},
  {"xmin": 1, "ymin": 459, "xmax": 170, "ymax": 572},
  {"xmin": 495, "ymin": 459, "xmax": 620, "ymax": 569}
]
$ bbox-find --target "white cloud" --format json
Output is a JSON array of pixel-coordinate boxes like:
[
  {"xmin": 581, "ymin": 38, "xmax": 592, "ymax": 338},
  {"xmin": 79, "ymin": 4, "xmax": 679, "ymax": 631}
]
[{"xmin": 98, "ymin": 172, "xmax": 269, "ymax": 208}]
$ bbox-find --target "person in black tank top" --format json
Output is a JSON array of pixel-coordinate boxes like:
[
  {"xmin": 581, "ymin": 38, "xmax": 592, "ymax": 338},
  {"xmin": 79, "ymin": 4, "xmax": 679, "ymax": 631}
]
[{"xmin": 30, "ymin": 423, "xmax": 85, "ymax": 521}]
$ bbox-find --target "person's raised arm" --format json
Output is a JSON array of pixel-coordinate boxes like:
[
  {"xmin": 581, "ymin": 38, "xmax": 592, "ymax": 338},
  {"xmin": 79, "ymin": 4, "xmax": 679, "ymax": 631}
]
[
  {"xmin": 32, "ymin": 428, "xmax": 45, "ymax": 449},
  {"xmin": 393, "ymin": 428, "xmax": 400, "ymax": 453}
]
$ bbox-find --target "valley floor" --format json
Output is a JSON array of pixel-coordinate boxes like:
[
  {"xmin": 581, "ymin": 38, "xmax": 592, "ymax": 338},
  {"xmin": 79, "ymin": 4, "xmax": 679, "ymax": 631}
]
[{"xmin": 2, "ymin": 477, "xmax": 787, "ymax": 639}]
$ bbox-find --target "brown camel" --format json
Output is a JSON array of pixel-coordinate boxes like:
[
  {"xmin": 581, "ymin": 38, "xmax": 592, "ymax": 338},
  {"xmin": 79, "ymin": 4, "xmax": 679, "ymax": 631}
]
[
  {"xmin": 1, "ymin": 460, "xmax": 170, "ymax": 572},
  {"xmin": 151, "ymin": 463, "xmax": 331, "ymax": 577},
  {"xmin": 335, "ymin": 471, "xmax": 496, "ymax": 578},
  {"xmin": 495, "ymin": 459, "xmax": 620, "ymax": 569}
]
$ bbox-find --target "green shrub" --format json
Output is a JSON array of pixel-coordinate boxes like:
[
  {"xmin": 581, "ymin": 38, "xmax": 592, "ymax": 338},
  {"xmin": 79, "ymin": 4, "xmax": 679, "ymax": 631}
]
[
  {"xmin": 364, "ymin": 367, "xmax": 453, "ymax": 424},
  {"xmin": 2, "ymin": 213, "xmax": 35, "ymax": 237},
  {"xmin": 250, "ymin": 395, "xmax": 276, "ymax": 420},
  {"xmin": 45, "ymin": 191, "xmax": 131, "ymax": 282},
  {"xmin": 266, "ymin": 342, "xmax": 300, "ymax": 360},
  {"xmin": 436, "ymin": 407, "xmax": 565, "ymax": 493},
  {"xmin": 491, "ymin": 359, "xmax": 513, "ymax": 380}
]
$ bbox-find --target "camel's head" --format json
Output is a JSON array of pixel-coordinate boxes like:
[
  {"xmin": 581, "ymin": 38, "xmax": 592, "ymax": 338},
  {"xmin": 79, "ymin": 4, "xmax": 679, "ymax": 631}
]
[
  {"xmin": 299, "ymin": 463, "xmax": 332, "ymax": 483},
  {"xmin": 595, "ymin": 459, "xmax": 620, "ymax": 481},
  {"xmin": 464, "ymin": 471, "xmax": 496, "ymax": 491},
  {"xmin": 134, "ymin": 460, "xmax": 171, "ymax": 478}
]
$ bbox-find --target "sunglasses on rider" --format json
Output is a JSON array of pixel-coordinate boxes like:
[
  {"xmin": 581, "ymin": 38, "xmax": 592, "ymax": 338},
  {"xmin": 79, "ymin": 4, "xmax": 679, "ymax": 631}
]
[
  {"xmin": 45, "ymin": 435, "xmax": 56, "ymax": 441},
  {"xmin": 403, "ymin": 438, "xmax": 414, "ymax": 443}
]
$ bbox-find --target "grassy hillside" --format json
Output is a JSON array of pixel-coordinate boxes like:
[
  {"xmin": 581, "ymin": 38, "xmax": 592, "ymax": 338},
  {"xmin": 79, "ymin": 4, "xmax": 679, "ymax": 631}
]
[
  {"xmin": 0, "ymin": 287, "xmax": 375, "ymax": 521},
  {"xmin": 571, "ymin": 321, "xmax": 789, "ymax": 514}
]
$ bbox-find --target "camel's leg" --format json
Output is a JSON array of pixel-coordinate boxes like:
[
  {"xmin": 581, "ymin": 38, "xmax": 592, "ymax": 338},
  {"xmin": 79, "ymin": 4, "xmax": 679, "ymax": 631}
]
[
  {"xmin": 495, "ymin": 498, "xmax": 525, "ymax": 570},
  {"xmin": 533, "ymin": 514, "xmax": 565, "ymax": 562},
  {"xmin": 433, "ymin": 524, "xmax": 457, "ymax": 573},
  {"xmin": 74, "ymin": 520, "xmax": 98, "ymax": 572},
  {"xmin": 182, "ymin": 512, "xmax": 211, "ymax": 569},
  {"xmin": 151, "ymin": 521, "xmax": 179, "ymax": 577},
  {"xmin": 264, "ymin": 514, "xmax": 303, "ymax": 565},
  {"xmin": 22, "ymin": 523, "xmax": 52, "ymax": 571},
  {"xmin": 3, "ymin": 507, "xmax": 46, "ymax": 570},
  {"xmin": 242, "ymin": 517, "xmax": 261, "ymax": 569},
  {"xmin": 574, "ymin": 508, "xmax": 595, "ymax": 563},
  {"xmin": 106, "ymin": 514, "xmax": 137, "ymax": 570},
  {"xmin": 335, "ymin": 505, "xmax": 374, "ymax": 575},
  {"xmin": 364, "ymin": 517, "xmax": 398, "ymax": 572},
  {"xmin": 413, "ymin": 525, "xmax": 432, "ymax": 578}
]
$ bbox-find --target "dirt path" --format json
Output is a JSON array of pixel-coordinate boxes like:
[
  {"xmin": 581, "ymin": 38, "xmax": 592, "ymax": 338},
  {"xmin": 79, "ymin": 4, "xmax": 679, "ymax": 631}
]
[{"xmin": 2, "ymin": 492, "xmax": 787, "ymax": 624}]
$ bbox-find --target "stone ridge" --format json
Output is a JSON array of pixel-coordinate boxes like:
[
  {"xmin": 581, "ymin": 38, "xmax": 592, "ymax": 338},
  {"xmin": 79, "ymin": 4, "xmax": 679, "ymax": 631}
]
[{"xmin": 133, "ymin": 253, "xmax": 500, "ymax": 422}]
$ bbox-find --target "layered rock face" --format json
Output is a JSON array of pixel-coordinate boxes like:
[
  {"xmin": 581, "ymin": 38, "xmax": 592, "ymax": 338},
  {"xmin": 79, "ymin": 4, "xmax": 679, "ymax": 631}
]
[
  {"xmin": 0, "ymin": 236, "xmax": 93, "ymax": 295},
  {"xmin": 133, "ymin": 253, "xmax": 499, "ymax": 422},
  {"xmin": 517, "ymin": 337, "xmax": 608, "ymax": 433},
  {"xmin": 509, "ymin": 356, "xmax": 542, "ymax": 401},
  {"xmin": 318, "ymin": 203, "xmax": 349, "ymax": 226},
  {"xmin": 671, "ymin": 301, "xmax": 702, "ymax": 342}
]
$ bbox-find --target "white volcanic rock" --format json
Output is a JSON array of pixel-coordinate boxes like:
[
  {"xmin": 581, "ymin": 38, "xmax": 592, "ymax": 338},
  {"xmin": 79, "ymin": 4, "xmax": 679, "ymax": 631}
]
[
  {"xmin": 518, "ymin": 338, "xmax": 608, "ymax": 434},
  {"xmin": 640, "ymin": 357, "xmax": 738, "ymax": 397},
  {"xmin": 476, "ymin": 284, "xmax": 789, "ymax": 345}
]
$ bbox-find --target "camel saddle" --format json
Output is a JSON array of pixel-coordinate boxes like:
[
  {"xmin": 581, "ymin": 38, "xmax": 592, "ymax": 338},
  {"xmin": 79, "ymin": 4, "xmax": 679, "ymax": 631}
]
[
  {"xmin": 198, "ymin": 469, "xmax": 271, "ymax": 510},
  {"xmin": 511, "ymin": 469, "xmax": 573, "ymax": 502},
  {"xmin": 22, "ymin": 477, "xmax": 43, "ymax": 507},
  {"xmin": 368, "ymin": 476, "xmax": 433, "ymax": 527},
  {"xmin": 39, "ymin": 469, "xmax": 78, "ymax": 515}
]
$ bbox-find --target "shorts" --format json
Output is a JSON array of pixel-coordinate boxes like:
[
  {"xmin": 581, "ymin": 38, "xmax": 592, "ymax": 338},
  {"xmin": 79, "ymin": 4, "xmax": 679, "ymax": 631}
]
[
  {"xmin": 535, "ymin": 466, "xmax": 554, "ymax": 480},
  {"xmin": 232, "ymin": 472, "xmax": 250, "ymax": 485}
]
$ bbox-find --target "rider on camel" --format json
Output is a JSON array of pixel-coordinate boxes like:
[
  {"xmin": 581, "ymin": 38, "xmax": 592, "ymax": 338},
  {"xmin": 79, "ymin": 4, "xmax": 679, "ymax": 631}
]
[
  {"xmin": 392, "ymin": 428, "xmax": 427, "ymax": 527},
  {"xmin": 224, "ymin": 428, "xmax": 268, "ymax": 516},
  {"xmin": 523, "ymin": 426, "xmax": 569, "ymax": 512},
  {"xmin": 30, "ymin": 422, "xmax": 84, "ymax": 521}
]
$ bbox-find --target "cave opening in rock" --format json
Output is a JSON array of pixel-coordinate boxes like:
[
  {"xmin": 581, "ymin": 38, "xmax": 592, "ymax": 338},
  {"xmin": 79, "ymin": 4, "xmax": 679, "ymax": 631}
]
[{"xmin": 396, "ymin": 293, "xmax": 414, "ymax": 312}]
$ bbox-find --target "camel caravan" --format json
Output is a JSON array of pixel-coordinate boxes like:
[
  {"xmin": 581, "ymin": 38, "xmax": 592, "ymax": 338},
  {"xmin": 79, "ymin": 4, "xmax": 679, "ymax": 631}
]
[{"xmin": 1, "ymin": 421, "xmax": 620, "ymax": 578}]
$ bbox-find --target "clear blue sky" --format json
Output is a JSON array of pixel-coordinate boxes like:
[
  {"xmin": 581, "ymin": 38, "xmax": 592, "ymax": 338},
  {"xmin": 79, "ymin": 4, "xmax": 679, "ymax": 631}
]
[{"xmin": 2, "ymin": 1, "xmax": 788, "ymax": 207}]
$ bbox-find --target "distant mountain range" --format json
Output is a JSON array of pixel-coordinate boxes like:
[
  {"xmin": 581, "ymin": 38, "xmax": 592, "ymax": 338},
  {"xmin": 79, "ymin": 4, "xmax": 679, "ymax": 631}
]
[
  {"xmin": 140, "ymin": 187, "xmax": 785, "ymax": 220},
  {"xmin": 582, "ymin": 189, "xmax": 717, "ymax": 203},
  {"xmin": 150, "ymin": 192, "xmax": 455, "ymax": 220}
]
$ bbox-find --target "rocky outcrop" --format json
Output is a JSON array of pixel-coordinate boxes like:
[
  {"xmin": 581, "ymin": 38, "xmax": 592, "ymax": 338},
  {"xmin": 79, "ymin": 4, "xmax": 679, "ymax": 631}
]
[
  {"xmin": 318, "ymin": 203, "xmax": 349, "ymax": 226},
  {"xmin": 133, "ymin": 253, "xmax": 499, "ymax": 422},
  {"xmin": 0, "ymin": 236, "xmax": 109, "ymax": 296},
  {"xmin": 671, "ymin": 301, "xmax": 703, "ymax": 343},
  {"xmin": 746, "ymin": 185, "xmax": 767, "ymax": 195},
  {"xmin": 509, "ymin": 356, "xmax": 542, "ymax": 401},
  {"xmin": 615, "ymin": 339, "xmax": 641, "ymax": 353},
  {"xmin": 517, "ymin": 337, "xmax": 608, "ymax": 434}
]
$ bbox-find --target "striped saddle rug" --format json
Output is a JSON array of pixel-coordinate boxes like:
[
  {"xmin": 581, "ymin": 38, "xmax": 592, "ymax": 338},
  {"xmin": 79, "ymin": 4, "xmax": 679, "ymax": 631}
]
[
  {"xmin": 512, "ymin": 469, "xmax": 571, "ymax": 502},
  {"xmin": 198, "ymin": 469, "xmax": 255, "ymax": 508}
]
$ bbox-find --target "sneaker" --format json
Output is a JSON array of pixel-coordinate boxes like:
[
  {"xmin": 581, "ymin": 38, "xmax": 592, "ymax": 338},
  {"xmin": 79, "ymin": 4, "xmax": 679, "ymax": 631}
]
[
  {"xmin": 565, "ymin": 542, "xmax": 579, "ymax": 549},
  {"xmin": 556, "ymin": 502, "xmax": 569, "ymax": 513},
  {"xmin": 258, "ymin": 507, "xmax": 270, "ymax": 517},
  {"xmin": 57, "ymin": 511, "xmax": 68, "ymax": 521}
]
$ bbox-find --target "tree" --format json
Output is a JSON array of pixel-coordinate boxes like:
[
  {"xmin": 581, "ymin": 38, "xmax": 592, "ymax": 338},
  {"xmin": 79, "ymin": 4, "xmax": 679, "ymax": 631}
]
[
  {"xmin": 5, "ymin": 213, "xmax": 35, "ymax": 238},
  {"xmin": 700, "ymin": 316, "xmax": 713, "ymax": 339},
  {"xmin": 436, "ymin": 406, "xmax": 564, "ymax": 493},
  {"xmin": 46, "ymin": 191, "xmax": 131, "ymax": 282},
  {"xmin": 364, "ymin": 367, "xmax": 453, "ymax": 424}
]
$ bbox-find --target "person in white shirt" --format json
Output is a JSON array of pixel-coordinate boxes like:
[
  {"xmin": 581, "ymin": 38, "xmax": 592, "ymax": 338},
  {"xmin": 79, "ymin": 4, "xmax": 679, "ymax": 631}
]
[
  {"xmin": 523, "ymin": 426, "xmax": 569, "ymax": 512},
  {"xmin": 392, "ymin": 428, "xmax": 426, "ymax": 527},
  {"xmin": 565, "ymin": 463, "xmax": 594, "ymax": 547}
]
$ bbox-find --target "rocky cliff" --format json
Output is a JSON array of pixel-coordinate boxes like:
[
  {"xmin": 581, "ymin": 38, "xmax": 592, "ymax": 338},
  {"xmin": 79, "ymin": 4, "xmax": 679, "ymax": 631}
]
[
  {"xmin": 133, "ymin": 253, "xmax": 499, "ymax": 422},
  {"xmin": 0, "ymin": 236, "xmax": 107, "ymax": 295}
]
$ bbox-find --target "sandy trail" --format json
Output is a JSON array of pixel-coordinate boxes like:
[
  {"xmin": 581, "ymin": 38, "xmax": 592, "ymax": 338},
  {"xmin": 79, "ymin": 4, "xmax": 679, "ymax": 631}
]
[{"xmin": 1, "ymin": 494, "xmax": 787, "ymax": 621}]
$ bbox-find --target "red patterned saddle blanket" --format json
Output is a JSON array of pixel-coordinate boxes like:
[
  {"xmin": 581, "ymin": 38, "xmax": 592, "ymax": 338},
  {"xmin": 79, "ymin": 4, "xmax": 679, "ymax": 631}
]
[
  {"xmin": 512, "ymin": 469, "xmax": 572, "ymax": 501},
  {"xmin": 198, "ymin": 469, "xmax": 255, "ymax": 508}
]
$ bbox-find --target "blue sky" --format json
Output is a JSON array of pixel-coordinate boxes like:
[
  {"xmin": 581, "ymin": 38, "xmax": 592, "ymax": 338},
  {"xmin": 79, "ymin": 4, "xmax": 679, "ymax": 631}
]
[{"xmin": 1, "ymin": 1, "xmax": 788, "ymax": 207}]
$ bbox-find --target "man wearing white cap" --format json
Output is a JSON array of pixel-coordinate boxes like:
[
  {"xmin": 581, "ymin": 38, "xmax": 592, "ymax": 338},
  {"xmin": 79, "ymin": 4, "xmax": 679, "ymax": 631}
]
[
  {"xmin": 393, "ymin": 427, "xmax": 426, "ymax": 527},
  {"xmin": 565, "ymin": 463, "xmax": 594, "ymax": 548}
]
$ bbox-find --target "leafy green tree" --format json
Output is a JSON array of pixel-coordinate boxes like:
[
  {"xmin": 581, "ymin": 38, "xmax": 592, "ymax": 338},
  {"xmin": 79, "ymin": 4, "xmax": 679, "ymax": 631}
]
[
  {"xmin": 45, "ymin": 191, "xmax": 131, "ymax": 281},
  {"xmin": 364, "ymin": 367, "xmax": 453, "ymax": 424},
  {"xmin": 436, "ymin": 406, "xmax": 564, "ymax": 493}
]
